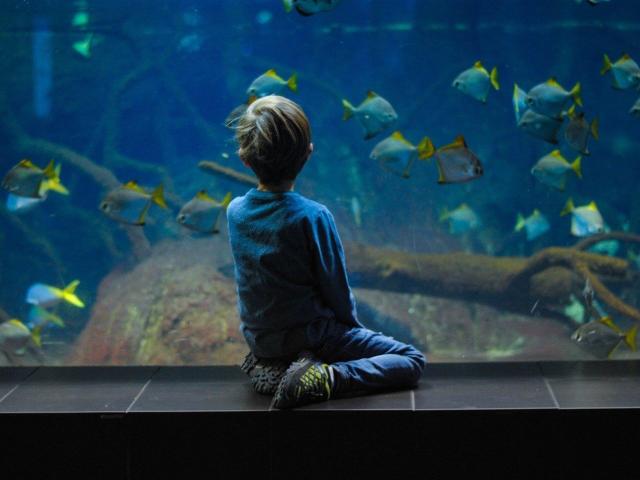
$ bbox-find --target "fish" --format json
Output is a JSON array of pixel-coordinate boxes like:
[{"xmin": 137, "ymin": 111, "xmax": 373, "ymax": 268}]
[
  {"xmin": 6, "ymin": 193, "xmax": 46, "ymax": 213},
  {"xmin": 26, "ymin": 280, "xmax": 85, "ymax": 309},
  {"xmin": 72, "ymin": 33, "xmax": 93, "ymax": 58},
  {"xmin": 630, "ymin": 97, "xmax": 640, "ymax": 117},
  {"xmin": 1, "ymin": 159, "xmax": 68, "ymax": 199},
  {"xmin": 582, "ymin": 278, "xmax": 594, "ymax": 317},
  {"xmin": 525, "ymin": 78, "xmax": 582, "ymax": 118},
  {"xmin": 601, "ymin": 53, "xmax": 640, "ymax": 90},
  {"xmin": 177, "ymin": 191, "xmax": 232, "ymax": 234},
  {"xmin": 246, "ymin": 69, "xmax": 297, "ymax": 98},
  {"xmin": 564, "ymin": 105, "xmax": 599, "ymax": 155},
  {"xmin": 439, "ymin": 203, "xmax": 480, "ymax": 235},
  {"xmin": 0, "ymin": 319, "xmax": 41, "ymax": 357},
  {"xmin": 452, "ymin": 61, "xmax": 499, "ymax": 103},
  {"xmin": 282, "ymin": 0, "xmax": 341, "ymax": 16},
  {"xmin": 517, "ymin": 108, "xmax": 563, "ymax": 144},
  {"xmin": 572, "ymin": 316, "xmax": 637, "ymax": 359},
  {"xmin": 514, "ymin": 209, "xmax": 550, "ymax": 241},
  {"xmin": 512, "ymin": 83, "xmax": 528, "ymax": 123},
  {"xmin": 433, "ymin": 135, "xmax": 483, "ymax": 184},
  {"xmin": 342, "ymin": 91, "xmax": 398, "ymax": 140},
  {"xmin": 100, "ymin": 181, "xmax": 167, "ymax": 226},
  {"xmin": 26, "ymin": 306, "xmax": 65, "ymax": 331},
  {"xmin": 369, "ymin": 131, "xmax": 435, "ymax": 178},
  {"xmin": 560, "ymin": 198, "xmax": 605, "ymax": 237},
  {"xmin": 530, "ymin": 150, "xmax": 582, "ymax": 191}
]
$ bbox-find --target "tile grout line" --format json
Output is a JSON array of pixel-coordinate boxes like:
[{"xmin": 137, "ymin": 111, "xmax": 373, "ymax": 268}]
[
  {"xmin": 125, "ymin": 367, "xmax": 160, "ymax": 414},
  {"xmin": 538, "ymin": 363, "xmax": 560, "ymax": 409},
  {"xmin": 0, "ymin": 367, "xmax": 40, "ymax": 405}
]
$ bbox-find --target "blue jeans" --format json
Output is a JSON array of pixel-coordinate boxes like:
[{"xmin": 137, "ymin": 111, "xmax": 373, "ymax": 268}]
[{"xmin": 309, "ymin": 321, "xmax": 426, "ymax": 396}]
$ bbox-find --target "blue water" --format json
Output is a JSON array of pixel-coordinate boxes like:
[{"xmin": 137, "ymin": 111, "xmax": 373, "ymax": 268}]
[{"xmin": 1, "ymin": 0, "xmax": 639, "ymax": 362}]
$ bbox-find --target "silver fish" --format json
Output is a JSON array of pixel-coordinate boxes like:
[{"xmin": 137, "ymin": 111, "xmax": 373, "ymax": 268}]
[
  {"xmin": 630, "ymin": 97, "xmax": 640, "ymax": 117},
  {"xmin": 342, "ymin": 91, "xmax": 398, "ymax": 140},
  {"xmin": 452, "ymin": 61, "xmax": 500, "ymax": 103},
  {"xmin": 517, "ymin": 109, "xmax": 563, "ymax": 144},
  {"xmin": 531, "ymin": 150, "xmax": 582, "ymax": 191},
  {"xmin": 565, "ymin": 107, "xmax": 599, "ymax": 155},
  {"xmin": 439, "ymin": 203, "xmax": 480, "ymax": 235},
  {"xmin": 369, "ymin": 131, "xmax": 434, "ymax": 178},
  {"xmin": 572, "ymin": 316, "xmax": 637, "ymax": 359},
  {"xmin": 0, "ymin": 319, "xmax": 41, "ymax": 357},
  {"xmin": 514, "ymin": 209, "xmax": 550, "ymax": 241},
  {"xmin": 525, "ymin": 78, "xmax": 582, "ymax": 118},
  {"xmin": 560, "ymin": 198, "xmax": 605, "ymax": 237},
  {"xmin": 177, "ymin": 191, "xmax": 231, "ymax": 234},
  {"xmin": 601, "ymin": 53, "xmax": 640, "ymax": 90},
  {"xmin": 100, "ymin": 181, "xmax": 167, "ymax": 226},
  {"xmin": 247, "ymin": 69, "xmax": 297, "ymax": 98},
  {"xmin": 434, "ymin": 135, "xmax": 483, "ymax": 184}
]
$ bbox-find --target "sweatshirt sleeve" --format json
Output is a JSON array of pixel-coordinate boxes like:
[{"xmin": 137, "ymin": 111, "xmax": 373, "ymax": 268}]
[{"xmin": 307, "ymin": 208, "xmax": 362, "ymax": 328}]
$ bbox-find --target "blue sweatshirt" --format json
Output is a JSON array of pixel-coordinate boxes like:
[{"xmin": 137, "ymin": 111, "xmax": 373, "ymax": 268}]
[{"xmin": 226, "ymin": 188, "xmax": 362, "ymax": 358}]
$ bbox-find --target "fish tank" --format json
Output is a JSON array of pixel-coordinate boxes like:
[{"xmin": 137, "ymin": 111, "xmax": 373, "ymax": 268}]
[{"xmin": 0, "ymin": 0, "xmax": 639, "ymax": 367}]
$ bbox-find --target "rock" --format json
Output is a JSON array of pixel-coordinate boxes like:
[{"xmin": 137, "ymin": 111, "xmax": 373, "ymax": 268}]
[{"xmin": 68, "ymin": 238, "xmax": 247, "ymax": 365}]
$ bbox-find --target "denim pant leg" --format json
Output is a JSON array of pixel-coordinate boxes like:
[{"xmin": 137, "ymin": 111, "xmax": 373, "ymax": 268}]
[{"xmin": 314, "ymin": 322, "xmax": 426, "ymax": 395}]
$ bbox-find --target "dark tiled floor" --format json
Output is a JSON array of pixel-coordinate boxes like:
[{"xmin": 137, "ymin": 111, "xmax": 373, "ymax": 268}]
[{"xmin": 0, "ymin": 361, "xmax": 638, "ymax": 413}]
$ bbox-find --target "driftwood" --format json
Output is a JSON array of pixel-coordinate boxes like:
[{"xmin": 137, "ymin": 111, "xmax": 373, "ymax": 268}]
[
  {"xmin": 203, "ymin": 161, "xmax": 640, "ymax": 324},
  {"xmin": 199, "ymin": 160, "xmax": 259, "ymax": 186}
]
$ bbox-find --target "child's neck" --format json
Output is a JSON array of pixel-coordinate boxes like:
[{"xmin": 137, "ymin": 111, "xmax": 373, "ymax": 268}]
[{"xmin": 257, "ymin": 181, "xmax": 294, "ymax": 192}]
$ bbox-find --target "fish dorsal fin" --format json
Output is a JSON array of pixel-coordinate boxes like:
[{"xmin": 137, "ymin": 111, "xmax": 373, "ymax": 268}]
[
  {"xmin": 459, "ymin": 203, "xmax": 469, "ymax": 211},
  {"xmin": 473, "ymin": 60, "xmax": 484, "ymax": 69},
  {"xmin": 551, "ymin": 149, "xmax": 563, "ymax": 158},
  {"xmin": 621, "ymin": 53, "xmax": 631, "ymax": 61},
  {"xmin": 43, "ymin": 160, "xmax": 56, "ymax": 177},
  {"xmin": 588, "ymin": 201, "xmax": 598, "ymax": 210},
  {"xmin": 264, "ymin": 69, "xmax": 279, "ymax": 78},
  {"xmin": 124, "ymin": 181, "xmax": 145, "ymax": 193},
  {"xmin": 196, "ymin": 190, "xmax": 215, "ymax": 202},
  {"xmin": 18, "ymin": 159, "xmax": 35, "ymax": 168},
  {"xmin": 8, "ymin": 319, "xmax": 28, "ymax": 331},
  {"xmin": 391, "ymin": 131, "xmax": 411, "ymax": 145},
  {"xmin": 567, "ymin": 104, "xmax": 576, "ymax": 118},
  {"xmin": 366, "ymin": 91, "xmax": 378, "ymax": 99},
  {"xmin": 453, "ymin": 135, "xmax": 467, "ymax": 148},
  {"xmin": 547, "ymin": 77, "xmax": 562, "ymax": 88},
  {"xmin": 533, "ymin": 209, "xmax": 541, "ymax": 216}
]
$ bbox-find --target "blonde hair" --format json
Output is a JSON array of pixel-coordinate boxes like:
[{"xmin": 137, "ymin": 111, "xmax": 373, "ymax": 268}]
[{"xmin": 235, "ymin": 95, "xmax": 311, "ymax": 186}]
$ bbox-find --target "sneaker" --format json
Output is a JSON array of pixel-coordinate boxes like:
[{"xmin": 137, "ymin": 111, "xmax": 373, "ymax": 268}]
[{"xmin": 271, "ymin": 358, "xmax": 333, "ymax": 409}]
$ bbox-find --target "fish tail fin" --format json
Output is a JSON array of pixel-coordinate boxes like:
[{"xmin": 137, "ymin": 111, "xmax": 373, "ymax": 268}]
[
  {"xmin": 601, "ymin": 54, "xmax": 612, "ymax": 75},
  {"xmin": 625, "ymin": 325, "xmax": 638, "ymax": 351},
  {"xmin": 44, "ymin": 164, "xmax": 69, "ymax": 195},
  {"xmin": 48, "ymin": 311, "xmax": 65, "ymax": 328},
  {"xmin": 591, "ymin": 117, "xmax": 600, "ymax": 141},
  {"xmin": 151, "ymin": 184, "xmax": 168, "ymax": 209},
  {"xmin": 490, "ymin": 67, "xmax": 500, "ymax": 91},
  {"xmin": 43, "ymin": 160, "xmax": 56, "ymax": 178},
  {"xmin": 560, "ymin": 198, "xmax": 574, "ymax": 216},
  {"xmin": 342, "ymin": 99, "xmax": 355, "ymax": 120},
  {"xmin": 282, "ymin": 0, "xmax": 293, "ymax": 12},
  {"xmin": 221, "ymin": 191, "xmax": 233, "ymax": 208},
  {"xmin": 62, "ymin": 280, "xmax": 85, "ymax": 308},
  {"xmin": 571, "ymin": 156, "xmax": 583, "ymax": 179},
  {"xmin": 287, "ymin": 73, "xmax": 298, "ymax": 92},
  {"xmin": 438, "ymin": 208, "xmax": 449, "ymax": 223},
  {"xmin": 31, "ymin": 325, "xmax": 42, "ymax": 348},
  {"xmin": 515, "ymin": 213, "xmax": 525, "ymax": 232},
  {"xmin": 417, "ymin": 137, "xmax": 435, "ymax": 160},
  {"xmin": 570, "ymin": 82, "xmax": 582, "ymax": 107}
]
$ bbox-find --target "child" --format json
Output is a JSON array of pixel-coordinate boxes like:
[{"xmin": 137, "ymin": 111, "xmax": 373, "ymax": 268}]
[{"xmin": 226, "ymin": 95, "xmax": 426, "ymax": 409}]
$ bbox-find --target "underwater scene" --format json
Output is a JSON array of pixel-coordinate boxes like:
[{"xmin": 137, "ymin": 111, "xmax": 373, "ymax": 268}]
[{"xmin": 1, "ymin": 0, "xmax": 639, "ymax": 366}]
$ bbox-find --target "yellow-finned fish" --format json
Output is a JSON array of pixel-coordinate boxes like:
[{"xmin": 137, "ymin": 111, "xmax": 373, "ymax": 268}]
[
  {"xmin": 177, "ymin": 191, "xmax": 232, "ymax": 234},
  {"xmin": 560, "ymin": 198, "xmax": 605, "ymax": 237},
  {"xmin": 282, "ymin": 0, "xmax": 341, "ymax": 16},
  {"xmin": 517, "ymin": 108, "xmax": 563, "ymax": 144},
  {"xmin": 246, "ymin": 69, "xmax": 297, "ymax": 98},
  {"xmin": 601, "ymin": 53, "xmax": 640, "ymax": 90},
  {"xmin": 514, "ymin": 209, "xmax": 550, "ymax": 241},
  {"xmin": 452, "ymin": 61, "xmax": 499, "ymax": 103},
  {"xmin": 100, "ymin": 181, "xmax": 167, "ymax": 226},
  {"xmin": 433, "ymin": 135, "xmax": 483, "ymax": 184},
  {"xmin": 525, "ymin": 78, "xmax": 582, "ymax": 118},
  {"xmin": 572, "ymin": 316, "xmax": 637, "ymax": 359},
  {"xmin": 439, "ymin": 203, "xmax": 480, "ymax": 235},
  {"xmin": 531, "ymin": 150, "xmax": 582, "ymax": 191},
  {"xmin": 342, "ymin": 91, "xmax": 398, "ymax": 140},
  {"xmin": 512, "ymin": 83, "xmax": 528, "ymax": 123},
  {"xmin": 0, "ymin": 319, "xmax": 42, "ymax": 357},
  {"xmin": 369, "ymin": 131, "xmax": 435, "ymax": 178},
  {"xmin": 26, "ymin": 306, "xmax": 65, "ymax": 331},
  {"xmin": 26, "ymin": 280, "xmax": 85, "ymax": 309},
  {"xmin": 1, "ymin": 159, "xmax": 68, "ymax": 199},
  {"xmin": 564, "ymin": 105, "xmax": 599, "ymax": 155}
]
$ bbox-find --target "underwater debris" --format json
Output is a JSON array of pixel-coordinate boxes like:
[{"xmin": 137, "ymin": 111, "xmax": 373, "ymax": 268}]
[{"xmin": 283, "ymin": 0, "xmax": 341, "ymax": 16}]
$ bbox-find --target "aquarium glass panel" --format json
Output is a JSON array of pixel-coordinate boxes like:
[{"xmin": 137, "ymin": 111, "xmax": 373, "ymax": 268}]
[{"xmin": 0, "ymin": 0, "xmax": 639, "ymax": 366}]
